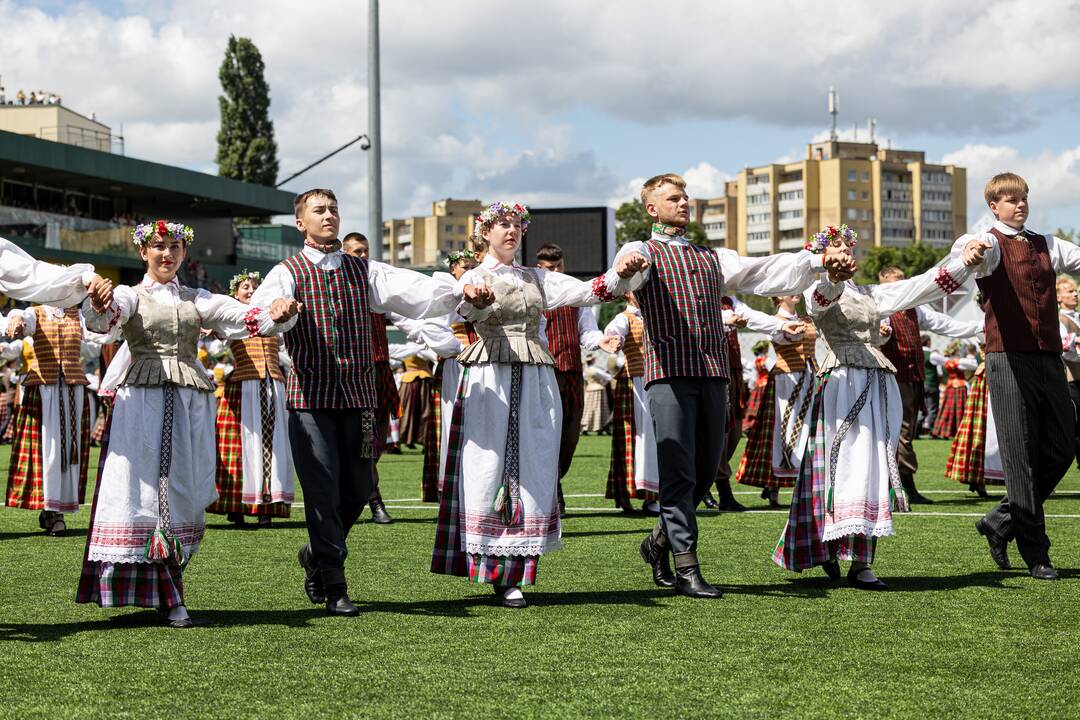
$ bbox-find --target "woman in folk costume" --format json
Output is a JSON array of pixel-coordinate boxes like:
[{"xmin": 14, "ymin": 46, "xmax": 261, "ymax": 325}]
[
  {"xmin": 603, "ymin": 293, "xmax": 660, "ymax": 514},
  {"xmin": 580, "ymin": 349, "xmax": 613, "ymax": 434},
  {"xmin": 945, "ymin": 350, "xmax": 1005, "ymax": 498},
  {"xmin": 206, "ymin": 270, "xmax": 295, "ymax": 528},
  {"xmin": 741, "ymin": 341, "xmax": 772, "ymax": 434},
  {"xmin": 431, "ymin": 202, "xmax": 643, "ymax": 608},
  {"xmin": 930, "ymin": 340, "xmax": 977, "ymax": 438},
  {"xmin": 736, "ymin": 295, "xmax": 817, "ymax": 507},
  {"xmin": 774, "ymin": 224, "xmax": 978, "ymax": 589},
  {"xmin": 396, "ymin": 345, "xmax": 435, "ymax": 449},
  {"xmin": 77, "ymin": 221, "xmax": 299, "ymax": 628},
  {"xmin": 3, "ymin": 304, "xmax": 108, "ymax": 535},
  {"xmin": 415, "ymin": 249, "xmax": 476, "ymax": 503}
]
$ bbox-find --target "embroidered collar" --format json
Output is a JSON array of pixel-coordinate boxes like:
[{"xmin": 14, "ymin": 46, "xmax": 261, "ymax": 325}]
[
  {"xmin": 301, "ymin": 245, "xmax": 342, "ymax": 263},
  {"xmin": 651, "ymin": 222, "xmax": 686, "ymax": 238},
  {"xmin": 304, "ymin": 237, "xmax": 343, "ymax": 254},
  {"xmin": 481, "ymin": 253, "xmax": 520, "ymax": 271}
]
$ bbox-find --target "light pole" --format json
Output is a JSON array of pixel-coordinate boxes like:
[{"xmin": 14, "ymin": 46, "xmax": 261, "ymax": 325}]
[{"xmin": 368, "ymin": 0, "xmax": 383, "ymax": 261}]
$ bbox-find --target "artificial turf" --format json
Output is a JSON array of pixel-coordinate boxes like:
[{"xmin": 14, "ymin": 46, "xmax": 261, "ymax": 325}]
[{"xmin": 1, "ymin": 436, "xmax": 1078, "ymax": 719}]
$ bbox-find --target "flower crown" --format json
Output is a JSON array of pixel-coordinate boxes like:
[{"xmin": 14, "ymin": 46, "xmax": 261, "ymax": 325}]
[
  {"xmin": 445, "ymin": 249, "xmax": 477, "ymax": 267},
  {"xmin": 229, "ymin": 269, "xmax": 262, "ymax": 295},
  {"xmin": 805, "ymin": 224, "xmax": 856, "ymax": 254},
  {"xmin": 473, "ymin": 202, "xmax": 530, "ymax": 239},
  {"xmin": 132, "ymin": 219, "xmax": 195, "ymax": 246}
]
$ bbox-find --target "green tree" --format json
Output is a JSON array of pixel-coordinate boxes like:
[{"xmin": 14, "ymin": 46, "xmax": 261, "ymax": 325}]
[
  {"xmin": 856, "ymin": 243, "xmax": 950, "ymax": 284},
  {"xmin": 1055, "ymin": 227, "xmax": 1076, "ymax": 244},
  {"xmin": 216, "ymin": 35, "xmax": 279, "ymax": 187},
  {"xmin": 614, "ymin": 199, "xmax": 707, "ymax": 246}
]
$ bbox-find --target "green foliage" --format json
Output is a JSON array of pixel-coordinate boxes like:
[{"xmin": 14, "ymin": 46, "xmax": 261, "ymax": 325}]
[
  {"xmin": 856, "ymin": 243, "xmax": 950, "ymax": 285},
  {"xmin": 614, "ymin": 199, "xmax": 706, "ymax": 246},
  {"xmin": 1055, "ymin": 227, "xmax": 1077, "ymax": 244},
  {"xmin": 597, "ymin": 297, "xmax": 627, "ymax": 330},
  {"xmin": 216, "ymin": 35, "xmax": 279, "ymax": 188}
]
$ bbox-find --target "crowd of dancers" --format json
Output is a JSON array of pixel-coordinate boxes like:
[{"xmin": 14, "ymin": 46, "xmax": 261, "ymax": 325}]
[{"xmin": 0, "ymin": 169, "xmax": 1074, "ymax": 626}]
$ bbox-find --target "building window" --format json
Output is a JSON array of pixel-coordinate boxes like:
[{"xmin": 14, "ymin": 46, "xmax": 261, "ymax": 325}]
[
  {"xmin": 863, "ymin": 171, "xmax": 870, "ymax": 182},
  {"xmin": 848, "ymin": 170, "xmax": 857, "ymax": 182},
  {"xmin": 861, "ymin": 191, "xmax": 869, "ymax": 200},
  {"xmin": 861, "ymin": 209, "xmax": 871, "ymax": 221},
  {"xmin": 444, "ymin": 223, "xmax": 453, "ymax": 232},
  {"xmin": 847, "ymin": 208, "xmax": 858, "ymax": 220},
  {"xmin": 847, "ymin": 189, "xmax": 856, "ymax": 201},
  {"xmin": 457, "ymin": 225, "xmax": 466, "ymax": 233}
]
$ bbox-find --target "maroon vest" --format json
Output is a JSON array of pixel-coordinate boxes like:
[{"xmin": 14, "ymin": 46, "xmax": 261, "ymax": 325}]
[
  {"xmin": 370, "ymin": 312, "xmax": 389, "ymax": 363},
  {"xmin": 636, "ymin": 239, "xmax": 729, "ymax": 385},
  {"xmin": 545, "ymin": 306, "xmax": 582, "ymax": 372},
  {"xmin": 282, "ymin": 253, "xmax": 377, "ymax": 410},
  {"xmin": 721, "ymin": 297, "xmax": 742, "ymax": 376},
  {"xmin": 880, "ymin": 308, "xmax": 924, "ymax": 383},
  {"xmin": 976, "ymin": 228, "xmax": 1059, "ymax": 353}
]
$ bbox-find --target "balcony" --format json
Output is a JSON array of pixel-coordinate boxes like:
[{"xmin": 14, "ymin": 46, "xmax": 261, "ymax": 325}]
[{"xmin": 746, "ymin": 238, "xmax": 772, "ymax": 254}]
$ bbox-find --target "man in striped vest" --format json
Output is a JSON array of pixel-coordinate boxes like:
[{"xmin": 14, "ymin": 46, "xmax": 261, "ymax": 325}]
[
  {"xmin": 611, "ymin": 173, "xmax": 855, "ymax": 599},
  {"xmin": 252, "ymin": 189, "xmax": 493, "ymax": 615},
  {"xmin": 958, "ymin": 172, "xmax": 1080, "ymax": 580},
  {"xmin": 1056, "ymin": 276, "xmax": 1080, "ymax": 467},
  {"xmin": 535, "ymin": 243, "xmax": 604, "ymax": 516},
  {"xmin": 877, "ymin": 266, "xmax": 982, "ymax": 505}
]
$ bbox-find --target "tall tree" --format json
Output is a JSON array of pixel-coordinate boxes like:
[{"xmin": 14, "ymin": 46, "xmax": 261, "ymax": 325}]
[
  {"xmin": 216, "ymin": 35, "xmax": 279, "ymax": 187},
  {"xmin": 615, "ymin": 199, "xmax": 707, "ymax": 246}
]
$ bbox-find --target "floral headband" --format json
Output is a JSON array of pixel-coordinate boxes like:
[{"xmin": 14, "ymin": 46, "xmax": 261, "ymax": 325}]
[
  {"xmin": 805, "ymin": 224, "xmax": 856, "ymax": 254},
  {"xmin": 229, "ymin": 270, "xmax": 262, "ymax": 295},
  {"xmin": 473, "ymin": 202, "xmax": 531, "ymax": 239},
  {"xmin": 445, "ymin": 249, "xmax": 477, "ymax": 267},
  {"xmin": 132, "ymin": 219, "xmax": 195, "ymax": 246}
]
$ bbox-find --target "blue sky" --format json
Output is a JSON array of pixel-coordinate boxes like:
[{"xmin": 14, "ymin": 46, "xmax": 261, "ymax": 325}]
[{"xmin": 5, "ymin": 0, "xmax": 1080, "ymax": 235}]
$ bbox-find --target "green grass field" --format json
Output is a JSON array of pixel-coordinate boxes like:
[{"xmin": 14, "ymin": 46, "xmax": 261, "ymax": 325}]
[{"xmin": 1, "ymin": 436, "xmax": 1078, "ymax": 719}]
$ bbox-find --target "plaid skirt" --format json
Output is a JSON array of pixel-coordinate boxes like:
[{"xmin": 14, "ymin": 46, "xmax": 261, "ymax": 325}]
[
  {"xmin": 606, "ymin": 376, "xmax": 636, "ymax": 500},
  {"xmin": 945, "ymin": 374, "xmax": 1005, "ymax": 486},
  {"xmin": 207, "ymin": 382, "xmax": 290, "ymax": 518},
  {"xmin": 932, "ymin": 384, "xmax": 966, "ymax": 439},
  {"xmin": 90, "ymin": 398, "xmax": 111, "ymax": 445},
  {"xmin": 773, "ymin": 374, "xmax": 876, "ymax": 572},
  {"xmin": 6, "ymin": 385, "xmax": 91, "ymax": 512},
  {"xmin": 421, "ymin": 378, "xmax": 443, "ymax": 503},
  {"xmin": 0, "ymin": 396, "xmax": 12, "ymax": 440},
  {"xmin": 735, "ymin": 375, "xmax": 791, "ymax": 489},
  {"xmin": 430, "ymin": 366, "xmax": 539, "ymax": 587},
  {"xmin": 743, "ymin": 382, "xmax": 768, "ymax": 434}
]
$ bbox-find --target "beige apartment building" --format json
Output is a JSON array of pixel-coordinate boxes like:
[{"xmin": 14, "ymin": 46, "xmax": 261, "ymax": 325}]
[
  {"xmin": 382, "ymin": 198, "xmax": 483, "ymax": 266},
  {"xmin": 701, "ymin": 139, "xmax": 965, "ymax": 256}
]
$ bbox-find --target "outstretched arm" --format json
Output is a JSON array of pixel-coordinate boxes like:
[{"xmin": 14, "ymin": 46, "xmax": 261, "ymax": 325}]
[{"xmin": 870, "ymin": 259, "xmax": 973, "ymax": 317}]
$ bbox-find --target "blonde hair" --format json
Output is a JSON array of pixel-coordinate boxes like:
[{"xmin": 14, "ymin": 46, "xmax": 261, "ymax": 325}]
[
  {"xmin": 1056, "ymin": 275, "xmax": 1076, "ymax": 291},
  {"xmin": 640, "ymin": 173, "xmax": 686, "ymax": 205},
  {"xmin": 878, "ymin": 266, "xmax": 905, "ymax": 281},
  {"xmin": 984, "ymin": 172, "xmax": 1028, "ymax": 206}
]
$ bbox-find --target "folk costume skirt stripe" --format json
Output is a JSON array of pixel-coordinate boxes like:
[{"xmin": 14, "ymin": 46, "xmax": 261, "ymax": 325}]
[
  {"xmin": 945, "ymin": 373, "xmax": 1004, "ymax": 487},
  {"xmin": 421, "ymin": 374, "xmax": 442, "ymax": 503},
  {"xmin": 932, "ymin": 384, "xmax": 967, "ymax": 439},
  {"xmin": 6, "ymin": 383, "xmax": 91, "ymax": 513},
  {"xmin": 736, "ymin": 376, "xmax": 779, "ymax": 489},
  {"xmin": 606, "ymin": 375, "xmax": 637, "ymax": 502}
]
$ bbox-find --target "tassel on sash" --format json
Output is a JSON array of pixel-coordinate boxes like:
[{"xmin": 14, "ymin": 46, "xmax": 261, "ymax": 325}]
[
  {"xmin": 491, "ymin": 363, "xmax": 525, "ymax": 526},
  {"xmin": 145, "ymin": 384, "xmax": 182, "ymax": 564}
]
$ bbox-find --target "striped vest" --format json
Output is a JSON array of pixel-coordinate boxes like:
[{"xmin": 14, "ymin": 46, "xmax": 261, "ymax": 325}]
[
  {"xmin": 977, "ymin": 228, "xmax": 1059, "ymax": 353},
  {"xmin": 621, "ymin": 310, "xmax": 645, "ymax": 377},
  {"xmin": 229, "ymin": 336, "xmax": 286, "ymax": 383},
  {"xmin": 636, "ymin": 239, "xmax": 729, "ymax": 385},
  {"xmin": 772, "ymin": 313, "xmax": 817, "ymax": 374},
  {"xmin": 1061, "ymin": 311, "xmax": 1080, "ymax": 382},
  {"xmin": 545, "ymin": 306, "xmax": 582, "ymax": 372},
  {"xmin": 880, "ymin": 308, "xmax": 924, "ymax": 383},
  {"xmin": 281, "ymin": 252, "xmax": 376, "ymax": 410},
  {"xmin": 721, "ymin": 296, "xmax": 743, "ymax": 377},
  {"xmin": 25, "ymin": 307, "xmax": 88, "ymax": 386},
  {"xmin": 450, "ymin": 321, "xmax": 479, "ymax": 346},
  {"xmin": 370, "ymin": 312, "xmax": 390, "ymax": 363}
]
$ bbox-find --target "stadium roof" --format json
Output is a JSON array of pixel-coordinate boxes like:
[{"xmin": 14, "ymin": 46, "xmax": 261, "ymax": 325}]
[{"xmin": 0, "ymin": 129, "xmax": 294, "ymax": 217}]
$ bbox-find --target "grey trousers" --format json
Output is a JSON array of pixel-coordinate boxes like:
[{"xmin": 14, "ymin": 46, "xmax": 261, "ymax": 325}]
[
  {"xmin": 983, "ymin": 352, "xmax": 1074, "ymax": 568},
  {"xmin": 288, "ymin": 409, "xmax": 374, "ymax": 571},
  {"xmin": 648, "ymin": 378, "xmax": 729, "ymax": 555}
]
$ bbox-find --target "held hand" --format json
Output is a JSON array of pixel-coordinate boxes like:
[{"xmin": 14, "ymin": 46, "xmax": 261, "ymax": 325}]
[
  {"xmin": 879, "ymin": 322, "xmax": 893, "ymax": 337},
  {"xmin": 599, "ymin": 335, "xmax": 623, "ymax": 354},
  {"xmin": 463, "ymin": 284, "xmax": 495, "ymax": 308},
  {"xmin": 269, "ymin": 298, "xmax": 303, "ymax": 323},
  {"xmin": 616, "ymin": 252, "xmax": 649, "ymax": 279},
  {"xmin": 728, "ymin": 313, "xmax": 748, "ymax": 328},
  {"xmin": 87, "ymin": 275, "xmax": 113, "ymax": 313},
  {"xmin": 963, "ymin": 239, "xmax": 993, "ymax": 267},
  {"xmin": 6, "ymin": 314, "xmax": 26, "ymax": 338},
  {"xmin": 781, "ymin": 320, "xmax": 805, "ymax": 337}
]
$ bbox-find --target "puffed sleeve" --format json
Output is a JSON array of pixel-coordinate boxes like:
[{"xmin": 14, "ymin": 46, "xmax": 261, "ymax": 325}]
[
  {"xmin": 869, "ymin": 258, "xmax": 973, "ymax": 318},
  {"xmin": 249, "ymin": 263, "xmax": 297, "ymax": 307},
  {"xmin": 607, "ymin": 241, "xmax": 652, "ymax": 293},
  {"xmin": 719, "ymin": 248, "xmax": 825, "ymax": 296},
  {"xmin": 538, "ymin": 268, "xmax": 620, "ymax": 310},
  {"xmin": 950, "ymin": 231, "xmax": 1000, "ymax": 278},
  {"xmin": 368, "ymin": 262, "xmax": 461, "ymax": 319},
  {"xmin": 0, "ymin": 238, "xmax": 95, "ymax": 307},
  {"xmin": 604, "ymin": 313, "xmax": 631, "ymax": 338},
  {"xmin": 81, "ymin": 285, "xmax": 138, "ymax": 335},
  {"xmin": 193, "ymin": 290, "xmax": 294, "ymax": 340}
]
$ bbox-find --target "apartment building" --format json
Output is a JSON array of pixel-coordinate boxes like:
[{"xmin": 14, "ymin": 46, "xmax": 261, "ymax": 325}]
[{"xmin": 382, "ymin": 198, "xmax": 483, "ymax": 266}]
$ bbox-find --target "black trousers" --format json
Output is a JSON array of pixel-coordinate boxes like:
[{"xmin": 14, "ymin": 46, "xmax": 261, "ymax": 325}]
[
  {"xmin": 1069, "ymin": 380, "xmax": 1080, "ymax": 467},
  {"xmin": 919, "ymin": 382, "xmax": 939, "ymax": 432},
  {"xmin": 288, "ymin": 409, "xmax": 374, "ymax": 571},
  {"xmin": 983, "ymin": 352, "xmax": 1074, "ymax": 568},
  {"xmin": 648, "ymin": 378, "xmax": 728, "ymax": 555}
]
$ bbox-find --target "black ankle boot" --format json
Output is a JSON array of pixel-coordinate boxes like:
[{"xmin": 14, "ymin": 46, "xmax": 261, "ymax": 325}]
[
  {"xmin": 297, "ymin": 544, "xmax": 325, "ymax": 604},
  {"xmin": 370, "ymin": 497, "xmax": 394, "ymax": 524},
  {"xmin": 321, "ymin": 567, "xmax": 359, "ymax": 616},
  {"xmin": 672, "ymin": 552, "xmax": 723, "ymax": 599},
  {"xmin": 900, "ymin": 473, "xmax": 932, "ymax": 504},
  {"xmin": 639, "ymin": 529, "xmax": 675, "ymax": 587},
  {"xmin": 701, "ymin": 490, "xmax": 719, "ymax": 510}
]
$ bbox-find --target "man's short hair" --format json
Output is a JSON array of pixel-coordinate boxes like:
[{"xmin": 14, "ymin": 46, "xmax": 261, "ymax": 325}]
[
  {"xmin": 984, "ymin": 172, "xmax": 1028, "ymax": 206},
  {"xmin": 535, "ymin": 243, "xmax": 564, "ymax": 263},
  {"xmin": 1057, "ymin": 275, "xmax": 1077, "ymax": 291},
  {"xmin": 878, "ymin": 266, "xmax": 905, "ymax": 281},
  {"xmin": 294, "ymin": 188, "xmax": 337, "ymax": 217},
  {"xmin": 921, "ymin": 334, "xmax": 931, "ymax": 346},
  {"xmin": 342, "ymin": 232, "xmax": 368, "ymax": 245},
  {"xmin": 640, "ymin": 173, "xmax": 686, "ymax": 205}
]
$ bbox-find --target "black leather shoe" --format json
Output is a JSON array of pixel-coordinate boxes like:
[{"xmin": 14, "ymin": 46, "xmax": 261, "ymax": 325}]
[
  {"xmin": 639, "ymin": 531, "xmax": 675, "ymax": 587},
  {"xmin": 227, "ymin": 512, "xmax": 245, "ymax": 525},
  {"xmin": 370, "ymin": 499, "xmax": 394, "ymax": 524},
  {"xmin": 969, "ymin": 483, "xmax": 989, "ymax": 498},
  {"xmin": 672, "ymin": 556, "xmax": 723, "ymax": 599},
  {"xmin": 158, "ymin": 608, "xmax": 196, "ymax": 628},
  {"xmin": 641, "ymin": 500, "xmax": 660, "ymax": 516},
  {"xmin": 1030, "ymin": 563, "xmax": 1059, "ymax": 580},
  {"xmin": 718, "ymin": 499, "xmax": 747, "ymax": 512},
  {"xmin": 702, "ymin": 491, "xmax": 719, "ymax": 510},
  {"xmin": 297, "ymin": 545, "xmax": 325, "ymax": 604},
  {"xmin": 822, "ymin": 560, "xmax": 841, "ymax": 580},
  {"xmin": 901, "ymin": 474, "xmax": 933, "ymax": 504},
  {"xmin": 847, "ymin": 567, "xmax": 889, "ymax": 591},
  {"xmin": 975, "ymin": 519, "xmax": 1011, "ymax": 570},
  {"xmin": 495, "ymin": 586, "xmax": 527, "ymax": 608},
  {"xmin": 325, "ymin": 595, "xmax": 360, "ymax": 616}
]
